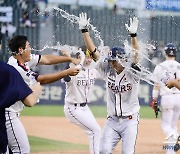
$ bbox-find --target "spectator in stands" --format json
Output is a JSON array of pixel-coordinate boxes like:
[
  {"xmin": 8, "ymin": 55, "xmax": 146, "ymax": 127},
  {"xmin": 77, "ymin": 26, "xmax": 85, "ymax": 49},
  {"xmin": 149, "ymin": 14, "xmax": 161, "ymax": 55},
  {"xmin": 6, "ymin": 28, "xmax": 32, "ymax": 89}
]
[
  {"xmin": 21, "ymin": 11, "xmax": 32, "ymax": 27},
  {"xmin": 41, "ymin": 10, "xmax": 49, "ymax": 27},
  {"xmin": 6, "ymin": 22, "xmax": 16, "ymax": 39},
  {"xmin": 1, "ymin": 22, "xmax": 16, "ymax": 39},
  {"xmin": 17, "ymin": 0, "xmax": 28, "ymax": 10},
  {"xmin": 1, "ymin": 23, "xmax": 8, "ymax": 36}
]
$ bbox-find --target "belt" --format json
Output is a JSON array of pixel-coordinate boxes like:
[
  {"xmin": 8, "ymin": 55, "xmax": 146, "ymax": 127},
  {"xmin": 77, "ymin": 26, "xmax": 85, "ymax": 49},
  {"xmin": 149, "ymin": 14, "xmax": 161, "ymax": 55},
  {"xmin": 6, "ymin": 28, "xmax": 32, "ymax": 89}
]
[
  {"xmin": 108, "ymin": 115, "xmax": 133, "ymax": 121},
  {"xmin": 74, "ymin": 103, "xmax": 87, "ymax": 107}
]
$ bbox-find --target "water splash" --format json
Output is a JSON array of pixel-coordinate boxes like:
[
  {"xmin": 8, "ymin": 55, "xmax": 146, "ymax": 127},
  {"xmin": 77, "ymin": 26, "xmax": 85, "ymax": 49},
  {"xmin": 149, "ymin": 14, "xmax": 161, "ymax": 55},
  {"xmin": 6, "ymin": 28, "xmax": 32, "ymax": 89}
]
[
  {"xmin": 51, "ymin": 7, "xmax": 104, "ymax": 47},
  {"xmin": 32, "ymin": 7, "xmax": 167, "ymax": 86}
]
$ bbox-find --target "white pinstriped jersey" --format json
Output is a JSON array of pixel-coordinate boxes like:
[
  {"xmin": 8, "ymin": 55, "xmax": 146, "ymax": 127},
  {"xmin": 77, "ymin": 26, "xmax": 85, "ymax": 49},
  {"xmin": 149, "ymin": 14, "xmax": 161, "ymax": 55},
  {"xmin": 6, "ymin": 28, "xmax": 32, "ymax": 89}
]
[
  {"xmin": 65, "ymin": 67, "xmax": 99, "ymax": 104},
  {"xmin": 152, "ymin": 59, "xmax": 180, "ymax": 96},
  {"xmin": 96, "ymin": 60, "xmax": 140, "ymax": 116},
  {"xmin": 5, "ymin": 54, "xmax": 40, "ymax": 112}
]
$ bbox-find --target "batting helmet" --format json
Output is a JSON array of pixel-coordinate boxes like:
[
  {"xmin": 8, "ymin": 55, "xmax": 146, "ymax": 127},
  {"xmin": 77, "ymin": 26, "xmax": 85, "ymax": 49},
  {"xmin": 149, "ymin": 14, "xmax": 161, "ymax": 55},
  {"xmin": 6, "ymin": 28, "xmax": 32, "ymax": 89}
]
[
  {"xmin": 164, "ymin": 43, "xmax": 177, "ymax": 57},
  {"xmin": 107, "ymin": 47, "xmax": 125, "ymax": 60}
]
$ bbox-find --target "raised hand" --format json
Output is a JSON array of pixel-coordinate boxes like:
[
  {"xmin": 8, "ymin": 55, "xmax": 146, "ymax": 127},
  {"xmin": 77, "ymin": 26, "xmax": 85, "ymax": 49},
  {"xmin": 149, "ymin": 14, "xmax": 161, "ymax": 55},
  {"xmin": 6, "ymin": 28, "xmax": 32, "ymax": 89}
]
[
  {"xmin": 78, "ymin": 12, "xmax": 90, "ymax": 30},
  {"xmin": 125, "ymin": 17, "xmax": 139, "ymax": 34}
]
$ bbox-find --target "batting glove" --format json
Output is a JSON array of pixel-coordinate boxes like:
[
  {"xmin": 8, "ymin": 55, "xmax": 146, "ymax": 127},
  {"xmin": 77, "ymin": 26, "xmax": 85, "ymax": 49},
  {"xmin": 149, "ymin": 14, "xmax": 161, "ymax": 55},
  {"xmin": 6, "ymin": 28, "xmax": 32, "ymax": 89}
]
[
  {"xmin": 125, "ymin": 17, "xmax": 139, "ymax": 34},
  {"xmin": 149, "ymin": 99, "xmax": 157, "ymax": 110},
  {"xmin": 78, "ymin": 12, "xmax": 90, "ymax": 30}
]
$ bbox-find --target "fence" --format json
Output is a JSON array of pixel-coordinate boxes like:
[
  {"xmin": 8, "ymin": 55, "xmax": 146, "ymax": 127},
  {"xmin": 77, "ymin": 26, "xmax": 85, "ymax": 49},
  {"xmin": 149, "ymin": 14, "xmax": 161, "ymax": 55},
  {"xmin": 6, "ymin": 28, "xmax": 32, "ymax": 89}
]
[{"xmin": 0, "ymin": 0, "xmax": 40, "ymax": 62}]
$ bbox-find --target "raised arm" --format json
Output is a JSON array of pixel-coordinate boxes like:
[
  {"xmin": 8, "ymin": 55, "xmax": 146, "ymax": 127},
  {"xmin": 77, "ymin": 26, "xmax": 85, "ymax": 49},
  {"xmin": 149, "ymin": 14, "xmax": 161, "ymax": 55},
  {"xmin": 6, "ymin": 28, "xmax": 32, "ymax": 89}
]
[
  {"xmin": 125, "ymin": 17, "xmax": 139, "ymax": 64},
  {"xmin": 78, "ymin": 13, "xmax": 100, "ymax": 61}
]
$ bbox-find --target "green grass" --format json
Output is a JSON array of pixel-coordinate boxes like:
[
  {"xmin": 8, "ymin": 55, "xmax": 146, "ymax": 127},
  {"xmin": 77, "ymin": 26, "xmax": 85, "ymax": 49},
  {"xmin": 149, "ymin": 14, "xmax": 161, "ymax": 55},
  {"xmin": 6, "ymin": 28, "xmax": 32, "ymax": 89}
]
[
  {"xmin": 29, "ymin": 136, "xmax": 88, "ymax": 152},
  {"xmin": 21, "ymin": 105, "xmax": 158, "ymax": 119}
]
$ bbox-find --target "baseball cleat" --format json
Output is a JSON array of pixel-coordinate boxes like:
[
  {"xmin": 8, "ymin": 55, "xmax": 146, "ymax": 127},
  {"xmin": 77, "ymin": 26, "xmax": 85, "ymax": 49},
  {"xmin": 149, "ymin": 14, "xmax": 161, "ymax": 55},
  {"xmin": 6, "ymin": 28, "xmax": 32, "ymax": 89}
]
[{"xmin": 174, "ymin": 135, "xmax": 180, "ymax": 152}]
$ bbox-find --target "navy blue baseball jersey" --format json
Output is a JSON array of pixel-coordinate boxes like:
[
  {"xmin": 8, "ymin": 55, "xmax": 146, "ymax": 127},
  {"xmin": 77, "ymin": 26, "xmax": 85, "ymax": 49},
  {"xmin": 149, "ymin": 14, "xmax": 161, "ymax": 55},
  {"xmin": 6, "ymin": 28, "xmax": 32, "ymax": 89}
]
[{"xmin": 0, "ymin": 61, "xmax": 32, "ymax": 153}]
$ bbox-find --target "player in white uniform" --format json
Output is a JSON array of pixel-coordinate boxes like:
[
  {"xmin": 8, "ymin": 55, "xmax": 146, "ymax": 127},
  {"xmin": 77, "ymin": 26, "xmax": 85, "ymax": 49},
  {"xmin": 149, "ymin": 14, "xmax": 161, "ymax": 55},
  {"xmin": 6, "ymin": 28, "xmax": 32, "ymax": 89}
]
[
  {"xmin": 63, "ymin": 48, "xmax": 101, "ymax": 154},
  {"xmin": 150, "ymin": 43, "xmax": 180, "ymax": 153},
  {"xmin": 78, "ymin": 13, "xmax": 140, "ymax": 154},
  {"xmin": 5, "ymin": 35, "xmax": 80, "ymax": 154}
]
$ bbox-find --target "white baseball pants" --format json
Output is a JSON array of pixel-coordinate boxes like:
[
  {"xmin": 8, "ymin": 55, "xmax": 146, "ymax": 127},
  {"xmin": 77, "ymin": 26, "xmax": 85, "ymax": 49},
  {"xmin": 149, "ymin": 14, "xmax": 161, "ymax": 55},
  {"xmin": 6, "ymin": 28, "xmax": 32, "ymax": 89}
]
[
  {"xmin": 64, "ymin": 103, "xmax": 101, "ymax": 154},
  {"xmin": 5, "ymin": 111, "xmax": 30, "ymax": 154},
  {"xmin": 99, "ymin": 113, "xmax": 139, "ymax": 154}
]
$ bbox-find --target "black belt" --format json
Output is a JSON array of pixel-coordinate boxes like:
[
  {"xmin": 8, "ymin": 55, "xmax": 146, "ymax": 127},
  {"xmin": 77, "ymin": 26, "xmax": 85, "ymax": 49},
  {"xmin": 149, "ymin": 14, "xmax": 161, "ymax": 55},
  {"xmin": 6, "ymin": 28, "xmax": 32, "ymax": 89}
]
[
  {"xmin": 74, "ymin": 103, "xmax": 87, "ymax": 107},
  {"xmin": 108, "ymin": 115, "xmax": 133, "ymax": 121}
]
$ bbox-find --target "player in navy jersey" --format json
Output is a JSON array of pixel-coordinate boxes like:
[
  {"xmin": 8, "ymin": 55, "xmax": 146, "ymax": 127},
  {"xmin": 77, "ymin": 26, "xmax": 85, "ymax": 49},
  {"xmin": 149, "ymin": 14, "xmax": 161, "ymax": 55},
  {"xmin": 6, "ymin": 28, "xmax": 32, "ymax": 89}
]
[{"xmin": 0, "ymin": 60, "xmax": 42, "ymax": 153}]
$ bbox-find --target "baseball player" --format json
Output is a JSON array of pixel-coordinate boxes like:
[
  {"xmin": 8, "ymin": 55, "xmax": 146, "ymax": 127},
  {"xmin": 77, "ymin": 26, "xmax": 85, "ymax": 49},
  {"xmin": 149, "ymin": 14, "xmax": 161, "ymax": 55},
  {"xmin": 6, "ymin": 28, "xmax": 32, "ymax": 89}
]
[
  {"xmin": 5, "ymin": 35, "xmax": 80, "ymax": 154},
  {"xmin": 0, "ymin": 60, "xmax": 42, "ymax": 154},
  {"xmin": 78, "ymin": 13, "xmax": 140, "ymax": 154},
  {"xmin": 150, "ymin": 43, "xmax": 180, "ymax": 153},
  {"xmin": 63, "ymin": 47, "xmax": 101, "ymax": 154}
]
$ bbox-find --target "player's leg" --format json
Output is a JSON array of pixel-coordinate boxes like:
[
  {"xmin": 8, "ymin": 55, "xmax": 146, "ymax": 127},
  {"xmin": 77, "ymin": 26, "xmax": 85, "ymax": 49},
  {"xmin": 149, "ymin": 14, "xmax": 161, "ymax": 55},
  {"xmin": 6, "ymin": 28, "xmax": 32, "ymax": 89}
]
[
  {"xmin": 170, "ymin": 95, "xmax": 180, "ymax": 153},
  {"xmin": 5, "ymin": 111, "xmax": 30, "ymax": 154},
  {"xmin": 64, "ymin": 104, "xmax": 101, "ymax": 154},
  {"xmin": 171, "ymin": 95, "xmax": 180, "ymax": 136},
  {"xmin": 161, "ymin": 95, "xmax": 175, "ymax": 139},
  {"xmin": 121, "ymin": 113, "xmax": 139, "ymax": 154},
  {"xmin": 99, "ymin": 117, "xmax": 121, "ymax": 154},
  {"xmin": 161, "ymin": 96, "xmax": 177, "ymax": 154}
]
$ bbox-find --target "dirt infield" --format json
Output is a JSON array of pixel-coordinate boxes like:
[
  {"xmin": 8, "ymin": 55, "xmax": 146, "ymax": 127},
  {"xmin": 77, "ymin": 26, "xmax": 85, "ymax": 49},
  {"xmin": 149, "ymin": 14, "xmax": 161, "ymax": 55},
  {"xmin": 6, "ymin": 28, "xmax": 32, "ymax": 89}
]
[{"xmin": 21, "ymin": 116, "xmax": 180, "ymax": 154}]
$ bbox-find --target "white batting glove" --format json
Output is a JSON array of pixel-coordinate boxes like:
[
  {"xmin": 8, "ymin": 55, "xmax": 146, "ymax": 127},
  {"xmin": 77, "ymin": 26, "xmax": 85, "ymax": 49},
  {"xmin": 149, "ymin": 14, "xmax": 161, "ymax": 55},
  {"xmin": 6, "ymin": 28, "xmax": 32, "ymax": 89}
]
[
  {"xmin": 78, "ymin": 12, "xmax": 90, "ymax": 30},
  {"xmin": 125, "ymin": 17, "xmax": 139, "ymax": 34}
]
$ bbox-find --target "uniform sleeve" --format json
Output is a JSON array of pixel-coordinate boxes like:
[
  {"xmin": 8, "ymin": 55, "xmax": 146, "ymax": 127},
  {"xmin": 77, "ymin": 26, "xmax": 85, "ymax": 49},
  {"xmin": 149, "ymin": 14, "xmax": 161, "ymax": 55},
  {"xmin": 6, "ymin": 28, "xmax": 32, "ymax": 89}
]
[
  {"xmin": 95, "ymin": 59, "xmax": 109, "ymax": 80},
  {"xmin": 0, "ymin": 62, "xmax": 33, "ymax": 108},
  {"xmin": 151, "ymin": 65, "xmax": 160, "ymax": 83},
  {"xmin": 15, "ymin": 71, "xmax": 33, "ymax": 100},
  {"xmin": 28, "ymin": 54, "xmax": 41, "ymax": 69}
]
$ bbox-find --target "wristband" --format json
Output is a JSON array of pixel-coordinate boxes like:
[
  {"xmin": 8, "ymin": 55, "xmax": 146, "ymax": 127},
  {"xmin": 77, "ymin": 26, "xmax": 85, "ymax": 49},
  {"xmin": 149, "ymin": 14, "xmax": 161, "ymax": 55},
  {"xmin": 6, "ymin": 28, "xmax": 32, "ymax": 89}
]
[
  {"xmin": 152, "ymin": 90, "xmax": 159, "ymax": 99},
  {"xmin": 81, "ymin": 29, "xmax": 88, "ymax": 33},
  {"xmin": 130, "ymin": 33, "xmax": 137, "ymax": 37},
  {"xmin": 92, "ymin": 48, "xmax": 97, "ymax": 53}
]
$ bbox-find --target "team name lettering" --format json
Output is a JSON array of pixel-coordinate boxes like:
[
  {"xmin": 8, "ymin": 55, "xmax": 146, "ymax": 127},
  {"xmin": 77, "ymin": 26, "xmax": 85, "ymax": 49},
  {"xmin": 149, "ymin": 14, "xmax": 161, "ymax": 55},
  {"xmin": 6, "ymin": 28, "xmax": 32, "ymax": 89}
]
[
  {"xmin": 77, "ymin": 79, "xmax": 94, "ymax": 86},
  {"xmin": 108, "ymin": 81, "xmax": 132, "ymax": 93}
]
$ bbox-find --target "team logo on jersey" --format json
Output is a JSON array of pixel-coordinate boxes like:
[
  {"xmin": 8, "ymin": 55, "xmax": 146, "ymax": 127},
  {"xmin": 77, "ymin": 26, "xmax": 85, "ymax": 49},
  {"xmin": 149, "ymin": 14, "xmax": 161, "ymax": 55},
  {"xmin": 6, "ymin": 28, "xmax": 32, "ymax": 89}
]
[
  {"xmin": 77, "ymin": 79, "xmax": 94, "ymax": 86},
  {"xmin": 108, "ymin": 81, "xmax": 132, "ymax": 93}
]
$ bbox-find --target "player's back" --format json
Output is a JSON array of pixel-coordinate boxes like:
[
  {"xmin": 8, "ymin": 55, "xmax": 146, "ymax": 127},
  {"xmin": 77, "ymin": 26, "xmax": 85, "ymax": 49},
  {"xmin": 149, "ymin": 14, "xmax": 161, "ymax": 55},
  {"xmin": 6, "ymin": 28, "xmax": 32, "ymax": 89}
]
[{"xmin": 153, "ymin": 59, "xmax": 180, "ymax": 95}]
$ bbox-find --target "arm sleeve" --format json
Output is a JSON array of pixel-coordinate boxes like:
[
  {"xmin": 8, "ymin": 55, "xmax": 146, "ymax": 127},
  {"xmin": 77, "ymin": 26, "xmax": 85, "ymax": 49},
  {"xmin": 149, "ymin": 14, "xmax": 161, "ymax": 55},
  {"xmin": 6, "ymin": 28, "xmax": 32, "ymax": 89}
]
[
  {"xmin": 95, "ymin": 59, "xmax": 109, "ymax": 80},
  {"xmin": 0, "ymin": 62, "xmax": 32, "ymax": 108},
  {"xmin": 151, "ymin": 66, "xmax": 160, "ymax": 83},
  {"xmin": 15, "ymin": 71, "xmax": 33, "ymax": 100},
  {"xmin": 28, "ymin": 54, "xmax": 41, "ymax": 68}
]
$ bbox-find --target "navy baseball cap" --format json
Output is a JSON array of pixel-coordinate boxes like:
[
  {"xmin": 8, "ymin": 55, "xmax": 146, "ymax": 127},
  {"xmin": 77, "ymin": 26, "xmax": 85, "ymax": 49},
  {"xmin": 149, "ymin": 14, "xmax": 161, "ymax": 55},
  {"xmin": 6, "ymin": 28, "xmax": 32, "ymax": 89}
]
[
  {"xmin": 164, "ymin": 43, "xmax": 177, "ymax": 57},
  {"xmin": 108, "ymin": 47, "xmax": 125, "ymax": 61}
]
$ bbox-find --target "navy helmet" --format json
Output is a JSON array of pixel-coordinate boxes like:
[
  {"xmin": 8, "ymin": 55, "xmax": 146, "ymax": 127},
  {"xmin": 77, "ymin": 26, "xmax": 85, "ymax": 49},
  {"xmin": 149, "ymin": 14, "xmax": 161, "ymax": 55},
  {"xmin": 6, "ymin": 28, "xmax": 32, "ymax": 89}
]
[
  {"xmin": 108, "ymin": 47, "xmax": 125, "ymax": 60},
  {"xmin": 164, "ymin": 43, "xmax": 177, "ymax": 57}
]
